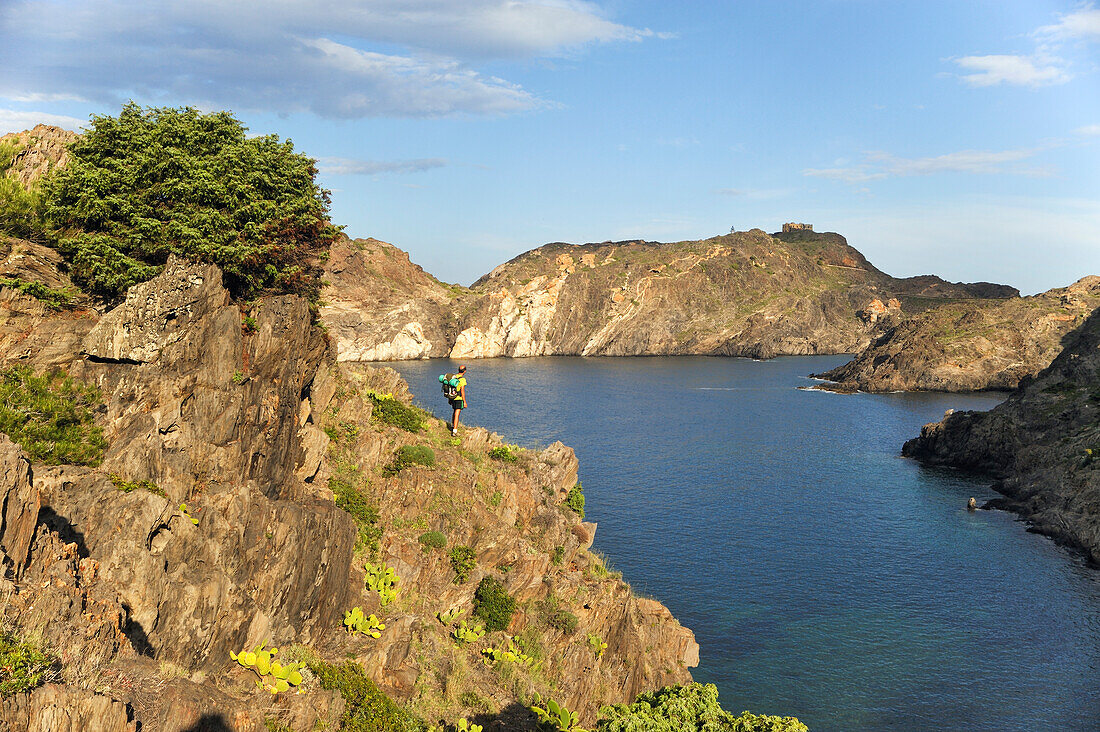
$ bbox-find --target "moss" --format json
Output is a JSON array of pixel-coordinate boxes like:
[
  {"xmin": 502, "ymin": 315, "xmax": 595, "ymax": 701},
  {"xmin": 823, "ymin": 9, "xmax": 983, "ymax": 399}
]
[
  {"xmin": 0, "ymin": 633, "xmax": 58, "ymax": 696},
  {"xmin": 472, "ymin": 576, "xmax": 516, "ymax": 632},
  {"xmin": 309, "ymin": 660, "xmax": 428, "ymax": 732},
  {"xmin": 0, "ymin": 366, "xmax": 107, "ymax": 466}
]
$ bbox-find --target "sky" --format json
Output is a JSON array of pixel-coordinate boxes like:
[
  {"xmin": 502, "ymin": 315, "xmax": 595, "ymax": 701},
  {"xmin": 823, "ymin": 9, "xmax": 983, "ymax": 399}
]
[{"xmin": 1, "ymin": 1, "xmax": 1098, "ymax": 294}]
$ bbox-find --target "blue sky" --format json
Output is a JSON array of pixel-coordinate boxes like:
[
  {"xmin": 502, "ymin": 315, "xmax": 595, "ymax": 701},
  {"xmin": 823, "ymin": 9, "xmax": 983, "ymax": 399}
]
[{"xmin": 1, "ymin": 1, "xmax": 1097, "ymax": 293}]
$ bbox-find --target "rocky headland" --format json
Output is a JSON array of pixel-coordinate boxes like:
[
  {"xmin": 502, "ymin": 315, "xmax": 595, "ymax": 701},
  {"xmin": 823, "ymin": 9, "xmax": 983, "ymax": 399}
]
[
  {"xmin": 902, "ymin": 306, "xmax": 1100, "ymax": 563},
  {"xmin": 322, "ymin": 229, "xmax": 1017, "ymax": 362},
  {"xmin": 0, "ymin": 238, "xmax": 698, "ymax": 730},
  {"xmin": 815, "ymin": 276, "xmax": 1100, "ymax": 393}
]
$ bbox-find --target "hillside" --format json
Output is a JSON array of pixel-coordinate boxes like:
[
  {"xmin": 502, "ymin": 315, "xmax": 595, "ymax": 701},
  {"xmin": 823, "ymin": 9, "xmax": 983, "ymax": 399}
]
[
  {"xmin": 0, "ymin": 240, "xmax": 701, "ymax": 730},
  {"xmin": 322, "ymin": 228, "xmax": 1017, "ymax": 361},
  {"xmin": 902, "ymin": 306, "xmax": 1100, "ymax": 563},
  {"xmin": 815, "ymin": 276, "xmax": 1100, "ymax": 392}
]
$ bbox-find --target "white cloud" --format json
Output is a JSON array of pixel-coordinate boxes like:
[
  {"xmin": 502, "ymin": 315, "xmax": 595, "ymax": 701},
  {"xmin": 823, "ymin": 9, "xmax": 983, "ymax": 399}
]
[
  {"xmin": 1037, "ymin": 5, "xmax": 1100, "ymax": 40},
  {"xmin": 0, "ymin": 108, "xmax": 85, "ymax": 134},
  {"xmin": 804, "ymin": 147, "xmax": 1050, "ymax": 183},
  {"xmin": 1075, "ymin": 124, "xmax": 1100, "ymax": 136},
  {"xmin": 953, "ymin": 53, "xmax": 1071, "ymax": 87},
  {"xmin": 318, "ymin": 157, "xmax": 447, "ymax": 175},
  {"xmin": 0, "ymin": 0, "xmax": 658, "ymax": 119}
]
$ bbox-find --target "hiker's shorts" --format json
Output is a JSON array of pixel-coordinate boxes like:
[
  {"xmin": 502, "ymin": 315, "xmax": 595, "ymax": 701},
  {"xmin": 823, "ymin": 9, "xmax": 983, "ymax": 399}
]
[{"xmin": 449, "ymin": 399, "xmax": 465, "ymax": 410}]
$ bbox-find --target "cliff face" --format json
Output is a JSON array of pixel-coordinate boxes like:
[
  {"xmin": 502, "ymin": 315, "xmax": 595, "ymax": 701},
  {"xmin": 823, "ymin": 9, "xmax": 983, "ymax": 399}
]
[
  {"xmin": 0, "ymin": 124, "xmax": 77, "ymax": 186},
  {"xmin": 816, "ymin": 276, "xmax": 1100, "ymax": 392},
  {"xmin": 323, "ymin": 228, "xmax": 1017, "ymax": 362},
  {"xmin": 902, "ymin": 306, "xmax": 1100, "ymax": 563},
  {"xmin": 0, "ymin": 246, "xmax": 696, "ymax": 729}
]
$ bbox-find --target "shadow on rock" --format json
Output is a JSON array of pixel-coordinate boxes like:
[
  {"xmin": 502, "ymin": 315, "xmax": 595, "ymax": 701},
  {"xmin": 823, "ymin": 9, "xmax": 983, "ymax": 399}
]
[
  {"xmin": 470, "ymin": 701, "xmax": 541, "ymax": 731},
  {"xmin": 181, "ymin": 714, "xmax": 234, "ymax": 732}
]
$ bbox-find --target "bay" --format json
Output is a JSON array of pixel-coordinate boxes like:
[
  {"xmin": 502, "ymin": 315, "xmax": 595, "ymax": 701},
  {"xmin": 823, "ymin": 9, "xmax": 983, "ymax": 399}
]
[{"xmin": 384, "ymin": 355, "xmax": 1100, "ymax": 731}]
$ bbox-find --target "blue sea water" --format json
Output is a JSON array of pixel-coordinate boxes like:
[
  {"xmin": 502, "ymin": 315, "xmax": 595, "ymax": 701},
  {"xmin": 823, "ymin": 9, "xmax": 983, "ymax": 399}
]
[{"xmin": 385, "ymin": 355, "xmax": 1100, "ymax": 731}]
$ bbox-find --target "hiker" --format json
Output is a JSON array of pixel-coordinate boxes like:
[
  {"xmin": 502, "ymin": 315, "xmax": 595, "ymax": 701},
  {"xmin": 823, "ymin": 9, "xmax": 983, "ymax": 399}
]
[{"xmin": 449, "ymin": 365, "xmax": 468, "ymax": 436}]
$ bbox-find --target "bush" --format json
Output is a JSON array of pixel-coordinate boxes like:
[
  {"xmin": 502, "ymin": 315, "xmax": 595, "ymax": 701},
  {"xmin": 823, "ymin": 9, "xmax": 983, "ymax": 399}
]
[
  {"xmin": 0, "ymin": 278, "xmax": 72, "ymax": 310},
  {"xmin": 0, "ymin": 140, "xmax": 47, "ymax": 241},
  {"xmin": 0, "ymin": 633, "xmax": 58, "ymax": 696},
  {"xmin": 109, "ymin": 473, "xmax": 167, "ymax": 499},
  {"xmin": 418, "ymin": 530, "xmax": 447, "ymax": 550},
  {"xmin": 42, "ymin": 102, "xmax": 339, "ymax": 301},
  {"xmin": 383, "ymin": 445, "xmax": 435, "ymax": 476},
  {"xmin": 367, "ymin": 392, "xmax": 424, "ymax": 433},
  {"xmin": 596, "ymin": 683, "xmax": 808, "ymax": 732},
  {"xmin": 551, "ymin": 545, "xmax": 565, "ymax": 566},
  {"xmin": 449, "ymin": 545, "xmax": 477, "ymax": 584},
  {"xmin": 472, "ymin": 576, "xmax": 516, "ymax": 632},
  {"xmin": 0, "ymin": 366, "xmax": 106, "ymax": 465},
  {"xmin": 309, "ymin": 661, "xmax": 428, "ymax": 732},
  {"xmin": 565, "ymin": 483, "xmax": 585, "ymax": 519},
  {"xmin": 537, "ymin": 597, "xmax": 578, "ymax": 635},
  {"xmin": 330, "ymin": 475, "xmax": 382, "ymax": 554},
  {"xmin": 488, "ymin": 445, "xmax": 519, "ymax": 463}
]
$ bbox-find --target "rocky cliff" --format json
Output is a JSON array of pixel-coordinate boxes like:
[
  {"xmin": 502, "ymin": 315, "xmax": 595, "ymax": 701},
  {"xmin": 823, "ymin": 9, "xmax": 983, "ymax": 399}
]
[
  {"xmin": 0, "ymin": 124, "xmax": 77, "ymax": 187},
  {"xmin": 816, "ymin": 276, "xmax": 1100, "ymax": 392},
  {"xmin": 0, "ymin": 240, "xmax": 697, "ymax": 730},
  {"xmin": 323, "ymin": 228, "xmax": 1017, "ymax": 361},
  {"xmin": 902, "ymin": 306, "xmax": 1100, "ymax": 563}
]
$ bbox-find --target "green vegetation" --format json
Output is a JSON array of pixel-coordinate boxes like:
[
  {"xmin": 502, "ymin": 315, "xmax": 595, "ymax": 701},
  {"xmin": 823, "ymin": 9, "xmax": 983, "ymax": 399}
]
[
  {"xmin": 42, "ymin": 103, "xmax": 338, "ymax": 301},
  {"xmin": 108, "ymin": 473, "xmax": 167, "ymax": 498},
  {"xmin": 597, "ymin": 683, "xmax": 808, "ymax": 732},
  {"xmin": 179, "ymin": 503, "xmax": 199, "ymax": 525},
  {"xmin": 242, "ymin": 315, "xmax": 258, "ymax": 333},
  {"xmin": 586, "ymin": 633, "xmax": 607, "ymax": 659},
  {"xmin": 0, "ymin": 365, "xmax": 106, "ymax": 465},
  {"xmin": 551, "ymin": 545, "xmax": 565, "ymax": 566},
  {"xmin": 383, "ymin": 445, "xmax": 436, "ymax": 476},
  {"xmin": 419, "ymin": 530, "xmax": 447, "ymax": 550},
  {"xmin": 451, "ymin": 620, "xmax": 486, "ymax": 646},
  {"xmin": 472, "ymin": 576, "xmax": 516, "ymax": 632},
  {"xmin": 230, "ymin": 641, "xmax": 304, "ymax": 694},
  {"xmin": 0, "ymin": 632, "xmax": 57, "ymax": 696},
  {"xmin": 481, "ymin": 639, "xmax": 533, "ymax": 667},
  {"xmin": 532, "ymin": 695, "xmax": 588, "ymax": 732},
  {"xmin": 344, "ymin": 607, "xmax": 386, "ymax": 638},
  {"xmin": 329, "ymin": 471, "xmax": 382, "ymax": 555},
  {"xmin": 309, "ymin": 660, "xmax": 428, "ymax": 732},
  {"xmin": 487, "ymin": 445, "xmax": 519, "ymax": 463},
  {"xmin": 564, "ymin": 483, "xmax": 585, "ymax": 519},
  {"xmin": 437, "ymin": 607, "xmax": 464, "ymax": 625},
  {"xmin": 537, "ymin": 596, "xmax": 578, "ymax": 635},
  {"xmin": 365, "ymin": 562, "xmax": 399, "ymax": 606},
  {"xmin": 0, "ymin": 140, "xmax": 46, "ymax": 240},
  {"xmin": 449, "ymin": 545, "xmax": 477, "ymax": 584},
  {"xmin": 0, "ymin": 277, "xmax": 73, "ymax": 309},
  {"xmin": 367, "ymin": 391, "xmax": 425, "ymax": 433}
]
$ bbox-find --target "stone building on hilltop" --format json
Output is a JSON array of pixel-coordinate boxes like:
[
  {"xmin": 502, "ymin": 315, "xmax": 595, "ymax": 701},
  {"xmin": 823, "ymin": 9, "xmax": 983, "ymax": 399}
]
[{"xmin": 782, "ymin": 222, "xmax": 813, "ymax": 233}]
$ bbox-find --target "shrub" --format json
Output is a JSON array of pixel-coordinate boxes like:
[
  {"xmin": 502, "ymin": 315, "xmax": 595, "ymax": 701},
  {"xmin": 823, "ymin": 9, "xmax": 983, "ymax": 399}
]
[
  {"xmin": 488, "ymin": 445, "xmax": 519, "ymax": 463},
  {"xmin": 450, "ymin": 545, "xmax": 477, "ymax": 584},
  {"xmin": 309, "ymin": 660, "xmax": 428, "ymax": 732},
  {"xmin": 109, "ymin": 473, "xmax": 167, "ymax": 499},
  {"xmin": 551, "ymin": 545, "xmax": 565, "ymax": 566},
  {"xmin": 0, "ymin": 163, "xmax": 46, "ymax": 241},
  {"xmin": 42, "ymin": 102, "xmax": 339, "ymax": 301},
  {"xmin": 565, "ymin": 483, "xmax": 585, "ymax": 519},
  {"xmin": 0, "ymin": 365, "xmax": 106, "ymax": 465},
  {"xmin": 367, "ymin": 391, "xmax": 425, "ymax": 433},
  {"xmin": 0, "ymin": 633, "xmax": 58, "ymax": 696},
  {"xmin": 537, "ymin": 597, "xmax": 578, "ymax": 635},
  {"xmin": 329, "ymin": 475, "xmax": 382, "ymax": 554},
  {"xmin": 383, "ymin": 445, "xmax": 435, "ymax": 476},
  {"xmin": 418, "ymin": 530, "xmax": 447, "ymax": 550},
  {"xmin": 472, "ymin": 576, "xmax": 515, "ymax": 632},
  {"xmin": 0, "ymin": 277, "xmax": 72, "ymax": 310},
  {"xmin": 596, "ymin": 683, "xmax": 808, "ymax": 732}
]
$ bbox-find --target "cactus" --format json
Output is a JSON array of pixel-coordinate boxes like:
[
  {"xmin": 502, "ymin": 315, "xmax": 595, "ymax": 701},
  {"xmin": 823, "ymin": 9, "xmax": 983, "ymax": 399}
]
[
  {"xmin": 456, "ymin": 721, "xmax": 483, "ymax": 732},
  {"xmin": 586, "ymin": 632, "xmax": 607, "ymax": 659},
  {"xmin": 230, "ymin": 641, "xmax": 304, "ymax": 694},
  {"xmin": 481, "ymin": 638, "xmax": 532, "ymax": 666},
  {"xmin": 179, "ymin": 503, "xmax": 199, "ymax": 525},
  {"xmin": 344, "ymin": 607, "xmax": 386, "ymax": 638},
  {"xmin": 364, "ymin": 561, "xmax": 399, "ymax": 606},
  {"xmin": 530, "ymin": 694, "xmax": 588, "ymax": 732},
  {"xmin": 450, "ymin": 620, "xmax": 485, "ymax": 646},
  {"xmin": 437, "ymin": 606, "xmax": 465, "ymax": 626}
]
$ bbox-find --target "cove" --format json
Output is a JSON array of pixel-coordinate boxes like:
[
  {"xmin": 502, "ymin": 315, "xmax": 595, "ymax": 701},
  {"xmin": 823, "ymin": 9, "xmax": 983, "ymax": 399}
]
[{"xmin": 384, "ymin": 355, "xmax": 1100, "ymax": 731}]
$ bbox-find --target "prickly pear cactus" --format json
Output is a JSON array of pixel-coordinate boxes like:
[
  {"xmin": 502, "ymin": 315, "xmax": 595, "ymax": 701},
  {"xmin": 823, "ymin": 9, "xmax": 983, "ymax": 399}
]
[
  {"xmin": 179, "ymin": 503, "xmax": 199, "ymax": 525},
  {"xmin": 450, "ymin": 619, "xmax": 485, "ymax": 646},
  {"xmin": 364, "ymin": 561, "xmax": 399, "ymax": 606},
  {"xmin": 230, "ymin": 640, "xmax": 304, "ymax": 694},
  {"xmin": 344, "ymin": 606, "xmax": 386, "ymax": 638}
]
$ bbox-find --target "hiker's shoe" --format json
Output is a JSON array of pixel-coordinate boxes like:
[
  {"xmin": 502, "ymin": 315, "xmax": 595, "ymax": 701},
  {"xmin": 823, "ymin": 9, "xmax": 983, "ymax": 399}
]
[{"xmin": 452, "ymin": 428, "xmax": 458, "ymax": 436}]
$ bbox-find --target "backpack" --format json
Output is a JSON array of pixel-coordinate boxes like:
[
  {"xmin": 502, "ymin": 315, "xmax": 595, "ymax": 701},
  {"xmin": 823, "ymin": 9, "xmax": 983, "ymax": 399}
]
[{"xmin": 440, "ymin": 374, "xmax": 460, "ymax": 400}]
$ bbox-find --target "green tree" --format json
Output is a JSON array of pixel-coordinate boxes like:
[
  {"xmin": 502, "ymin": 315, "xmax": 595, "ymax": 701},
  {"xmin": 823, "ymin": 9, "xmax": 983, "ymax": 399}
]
[
  {"xmin": 43, "ymin": 102, "xmax": 339, "ymax": 301},
  {"xmin": 597, "ymin": 683, "xmax": 808, "ymax": 732}
]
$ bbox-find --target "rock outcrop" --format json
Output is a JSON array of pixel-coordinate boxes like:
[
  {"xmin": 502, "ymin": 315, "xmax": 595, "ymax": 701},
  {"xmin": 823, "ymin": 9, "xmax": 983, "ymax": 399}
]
[
  {"xmin": 0, "ymin": 124, "xmax": 77, "ymax": 186},
  {"xmin": 1, "ymin": 248, "xmax": 697, "ymax": 728},
  {"xmin": 817, "ymin": 276, "xmax": 1100, "ymax": 392},
  {"xmin": 902, "ymin": 306, "xmax": 1100, "ymax": 563},
  {"xmin": 323, "ymin": 228, "xmax": 1018, "ymax": 362}
]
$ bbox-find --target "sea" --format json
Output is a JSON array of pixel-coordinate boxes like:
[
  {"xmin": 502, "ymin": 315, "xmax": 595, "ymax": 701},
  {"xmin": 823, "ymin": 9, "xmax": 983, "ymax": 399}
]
[{"xmin": 384, "ymin": 355, "xmax": 1100, "ymax": 731}]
